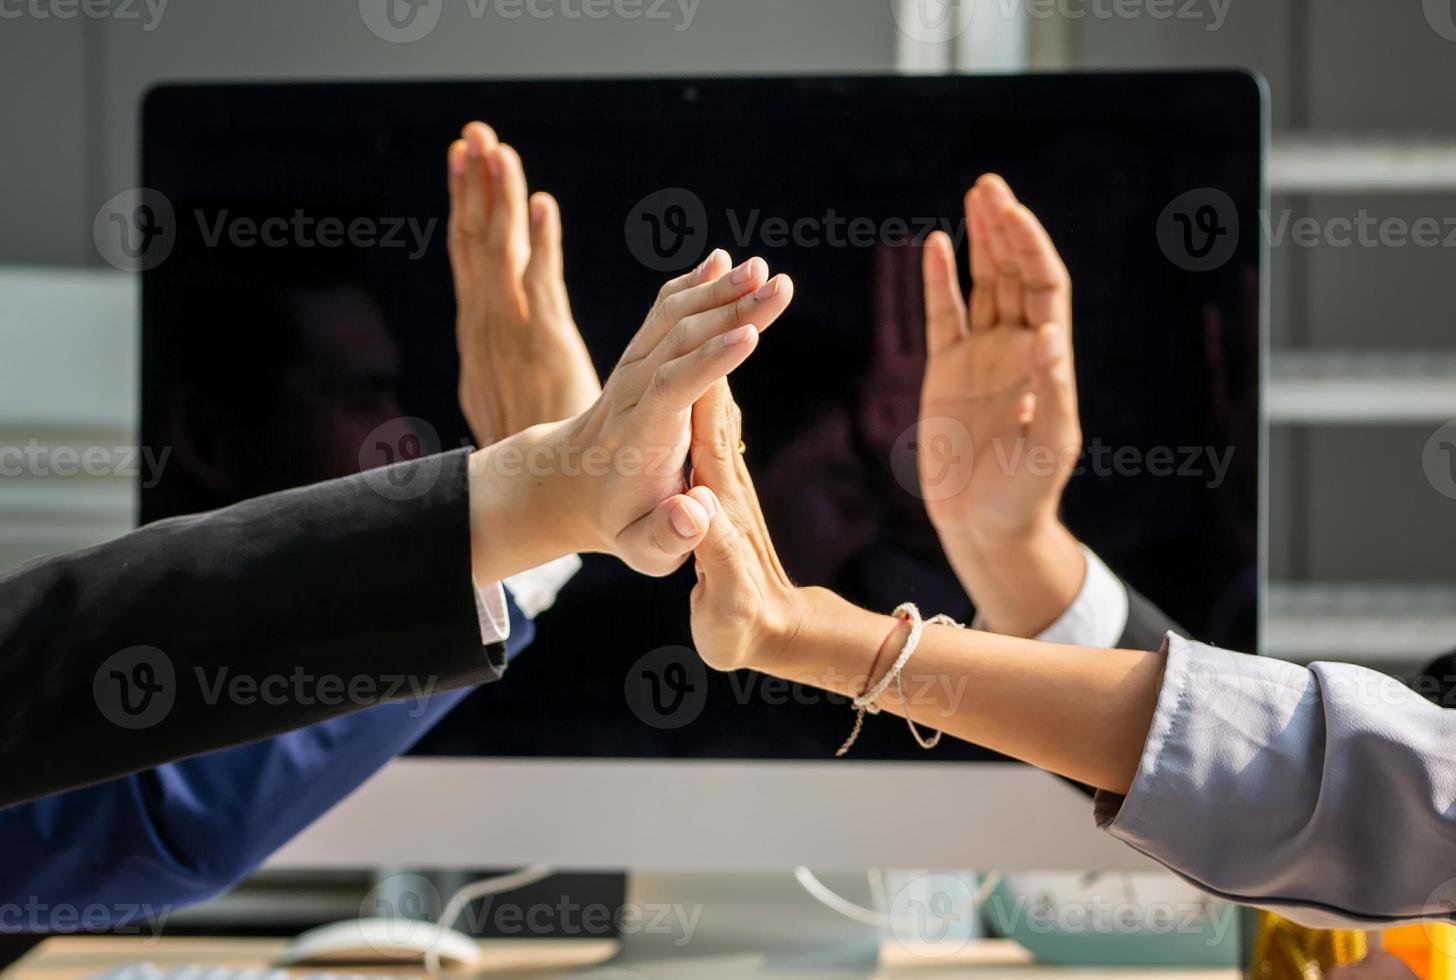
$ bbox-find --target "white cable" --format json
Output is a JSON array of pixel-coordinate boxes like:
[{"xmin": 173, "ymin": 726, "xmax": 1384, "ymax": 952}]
[
  {"xmin": 424, "ymin": 864, "xmax": 555, "ymax": 976},
  {"xmin": 793, "ymin": 866, "xmax": 1003, "ymax": 933}
]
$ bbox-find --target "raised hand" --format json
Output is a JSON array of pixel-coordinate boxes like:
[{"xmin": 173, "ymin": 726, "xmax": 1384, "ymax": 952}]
[
  {"xmin": 470, "ymin": 249, "xmax": 796, "ymax": 584},
  {"xmin": 448, "ymin": 121, "xmax": 601, "ymax": 447},
  {"xmin": 687, "ymin": 380, "xmax": 801, "ymax": 673},
  {"xmin": 918, "ymin": 175, "xmax": 1086, "ymax": 636}
]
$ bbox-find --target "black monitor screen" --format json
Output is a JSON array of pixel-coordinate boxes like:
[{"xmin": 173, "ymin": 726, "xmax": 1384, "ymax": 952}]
[{"xmin": 141, "ymin": 73, "xmax": 1264, "ymax": 762}]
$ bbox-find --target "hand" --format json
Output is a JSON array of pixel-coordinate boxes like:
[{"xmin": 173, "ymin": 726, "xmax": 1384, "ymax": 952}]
[
  {"xmin": 687, "ymin": 380, "xmax": 804, "ymax": 673},
  {"xmin": 919, "ymin": 175, "xmax": 1086, "ymax": 636},
  {"xmin": 448, "ymin": 121, "xmax": 601, "ymax": 447},
  {"xmin": 470, "ymin": 250, "xmax": 795, "ymax": 584},
  {"xmin": 919, "ymin": 174, "xmax": 1079, "ymax": 541}
]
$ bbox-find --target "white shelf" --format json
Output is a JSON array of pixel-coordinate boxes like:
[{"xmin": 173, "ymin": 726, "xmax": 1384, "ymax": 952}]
[
  {"xmin": 1272, "ymin": 136, "xmax": 1456, "ymax": 194},
  {"xmin": 1265, "ymin": 582, "xmax": 1456, "ymax": 670},
  {"xmin": 1268, "ymin": 349, "xmax": 1456, "ymax": 424}
]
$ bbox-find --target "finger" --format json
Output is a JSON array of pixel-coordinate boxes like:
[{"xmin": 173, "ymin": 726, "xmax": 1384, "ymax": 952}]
[
  {"xmin": 660, "ymin": 247, "xmax": 730, "ymax": 301},
  {"xmin": 457, "ymin": 122, "xmax": 498, "ymax": 240},
  {"xmin": 691, "ymin": 489, "xmax": 752, "ymax": 583},
  {"xmin": 689, "ymin": 377, "xmax": 742, "ymax": 487},
  {"xmin": 966, "ymin": 186, "xmax": 997, "ymax": 331},
  {"xmin": 1001, "ymin": 202, "xmax": 1072, "ymax": 333},
  {"xmin": 446, "ymin": 139, "xmax": 471, "ymax": 285},
  {"xmin": 662, "ymin": 273, "xmax": 793, "ymax": 363},
  {"xmin": 688, "ymin": 380, "xmax": 790, "ymax": 584},
  {"xmin": 922, "ymin": 231, "xmax": 968, "ymax": 355},
  {"xmin": 1028, "ymin": 322, "xmax": 1080, "ymax": 452},
  {"xmin": 523, "ymin": 191, "xmax": 569, "ymax": 312},
  {"xmin": 616, "ymin": 493, "xmax": 711, "ymax": 577},
  {"xmin": 617, "ymin": 249, "xmax": 733, "ymax": 364},
  {"xmin": 487, "ymin": 143, "xmax": 531, "ymax": 270},
  {"xmin": 642, "ymin": 323, "xmax": 760, "ymax": 416},
  {"xmin": 623, "ymin": 255, "xmax": 767, "ymax": 364},
  {"xmin": 978, "ymin": 175, "xmax": 1025, "ymax": 325}
]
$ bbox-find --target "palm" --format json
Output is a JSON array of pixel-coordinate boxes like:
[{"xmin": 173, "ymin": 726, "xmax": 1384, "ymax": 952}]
[{"xmin": 921, "ymin": 325, "xmax": 1042, "ymax": 532}]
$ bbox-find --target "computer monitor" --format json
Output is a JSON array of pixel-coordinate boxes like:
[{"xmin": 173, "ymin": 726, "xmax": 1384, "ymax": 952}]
[{"xmin": 140, "ymin": 72, "xmax": 1265, "ymax": 871}]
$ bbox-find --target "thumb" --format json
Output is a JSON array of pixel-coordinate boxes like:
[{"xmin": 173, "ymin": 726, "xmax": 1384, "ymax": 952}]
[
  {"xmin": 1029, "ymin": 322, "xmax": 1080, "ymax": 451},
  {"xmin": 616, "ymin": 491, "xmax": 713, "ymax": 578}
]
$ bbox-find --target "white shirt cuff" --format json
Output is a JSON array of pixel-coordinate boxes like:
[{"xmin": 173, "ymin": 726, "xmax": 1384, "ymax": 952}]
[
  {"xmin": 505, "ymin": 554, "xmax": 583, "ymax": 619},
  {"xmin": 1035, "ymin": 544, "xmax": 1130, "ymax": 649},
  {"xmin": 471, "ymin": 554, "xmax": 583, "ymax": 646},
  {"xmin": 473, "ymin": 579, "xmax": 512, "ymax": 646}
]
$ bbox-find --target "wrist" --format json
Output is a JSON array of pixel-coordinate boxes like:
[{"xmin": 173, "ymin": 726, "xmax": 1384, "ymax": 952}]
[
  {"xmin": 938, "ymin": 516, "xmax": 1087, "ymax": 639},
  {"xmin": 936, "ymin": 507, "xmax": 1061, "ymax": 561},
  {"xmin": 754, "ymin": 586, "xmax": 855, "ymax": 676},
  {"xmin": 466, "ymin": 419, "xmax": 601, "ymax": 585}
]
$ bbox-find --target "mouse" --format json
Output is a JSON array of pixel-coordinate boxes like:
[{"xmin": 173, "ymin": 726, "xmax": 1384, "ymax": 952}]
[{"xmin": 280, "ymin": 918, "xmax": 483, "ymax": 970}]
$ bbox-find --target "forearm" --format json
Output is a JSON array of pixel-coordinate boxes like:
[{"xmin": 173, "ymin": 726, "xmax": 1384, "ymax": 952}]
[
  {"xmin": 762, "ymin": 587, "xmax": 1163, "ymax": 793},
  {"xmin": 0, "ymin": 449, "xmax": 503, "ymax": 807},
  {"xmin": 937, "ymin": 518, "xmax": 1087, "ymax": 638}
]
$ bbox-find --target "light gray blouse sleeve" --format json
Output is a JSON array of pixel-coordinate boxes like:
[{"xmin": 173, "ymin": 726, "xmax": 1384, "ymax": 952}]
[{"xmin": 1095, "ymin": 634, "xmax": 1456, "ymax": 929}]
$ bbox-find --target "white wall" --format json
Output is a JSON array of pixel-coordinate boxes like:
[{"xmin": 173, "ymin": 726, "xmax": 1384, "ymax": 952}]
[{"xmin": 0, "ymin": 0, "xmax": 902, "ymax": 267}]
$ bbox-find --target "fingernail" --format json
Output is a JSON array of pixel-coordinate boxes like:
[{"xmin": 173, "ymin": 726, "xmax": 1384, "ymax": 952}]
[
  {"xmin": 670, "ymin": 502, "xmax": 701, "ymax": 538},
  {"xmin": 724, "ymin": 324, "xmax": 757, "ymax": 347},
  {"xmin": 697, "ymin": 249, "xmax": 725, "ymax": 279},
  {"xmin": 467, "ymin": 139, "xmax": 482, "ymax": 161},
  {"xmin": 730, "ymin": 261, "xmax": 755, "ymax": 286},
  {"xmin": 449, "ymin": 144, "xmax": 468, "ymax": 175},
  {"xmin": 753, "ymin": 276, "xmax": 781, "ymax": 301},
  {"xmin": 530, "ymin": 197, "xmax": 545, "ymax": 225}
]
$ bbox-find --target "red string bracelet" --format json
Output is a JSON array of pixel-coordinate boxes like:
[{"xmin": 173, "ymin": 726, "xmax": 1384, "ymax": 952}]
[{"xmin": 835, "ymin": 611, "xmax": 910, "ymax": 757}]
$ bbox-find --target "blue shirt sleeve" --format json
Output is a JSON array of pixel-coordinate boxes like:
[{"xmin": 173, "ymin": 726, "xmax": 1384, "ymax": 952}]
[{"xmin": 0, "ymin": 596, "xmax": 535, "ymax": 933}]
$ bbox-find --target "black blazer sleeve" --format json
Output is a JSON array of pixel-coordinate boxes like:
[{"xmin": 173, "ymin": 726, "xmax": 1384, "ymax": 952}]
[
  {"xmin": 0, "ymin": 449, "xmax": 505, "ymax": 808},
  {"xmin": 1116, "ymin": 582, "xmax": 1187, "ymax": 652}
]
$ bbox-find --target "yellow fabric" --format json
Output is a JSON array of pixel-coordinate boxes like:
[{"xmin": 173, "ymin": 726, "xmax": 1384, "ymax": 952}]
[{"xmin": 1251, "ymin": 913, "xmax": 1369, "ymax": 980}]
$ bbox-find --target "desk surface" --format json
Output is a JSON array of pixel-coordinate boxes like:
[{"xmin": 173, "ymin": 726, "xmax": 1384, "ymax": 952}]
[{"xmin": 5, "ymin": 936, "xmax": 1242, "ymax": 979}]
